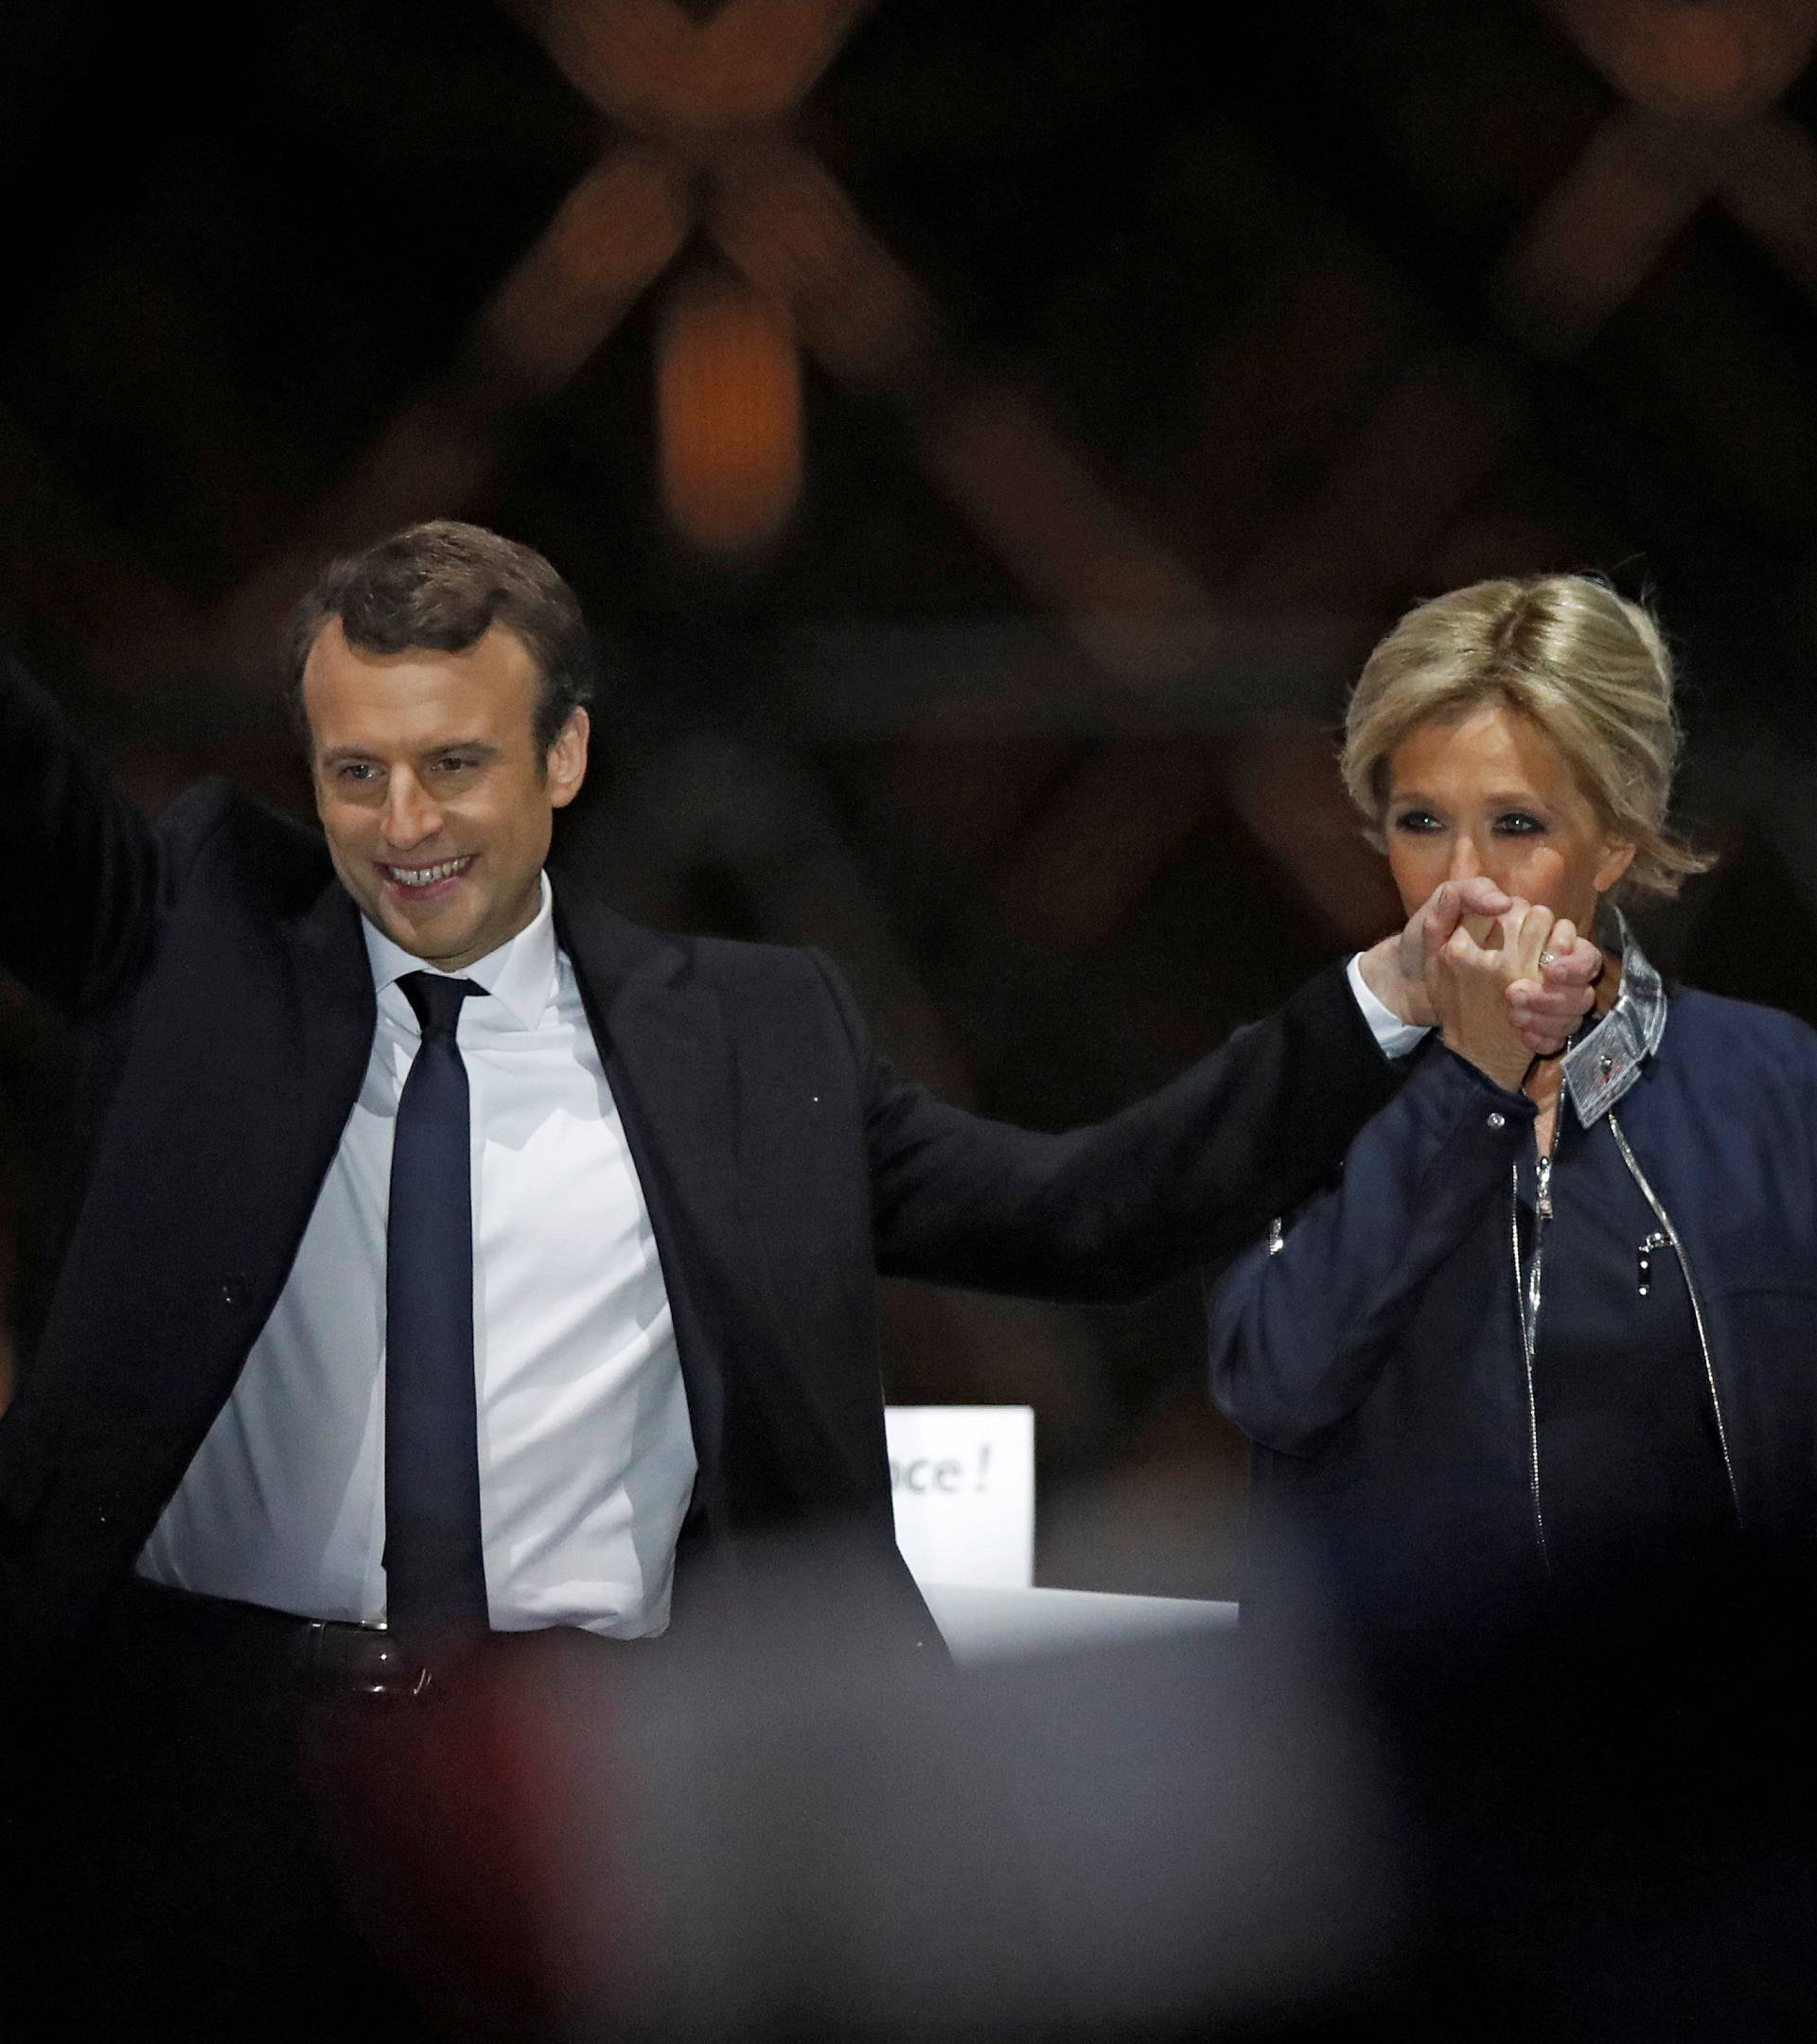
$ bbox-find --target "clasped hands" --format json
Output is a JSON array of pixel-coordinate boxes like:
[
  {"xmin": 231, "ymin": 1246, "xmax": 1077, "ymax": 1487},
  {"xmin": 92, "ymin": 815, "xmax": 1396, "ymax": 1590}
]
[{"xmin": 1359, "ymin": 877, "xmax": 1602, "ymax": 1092}]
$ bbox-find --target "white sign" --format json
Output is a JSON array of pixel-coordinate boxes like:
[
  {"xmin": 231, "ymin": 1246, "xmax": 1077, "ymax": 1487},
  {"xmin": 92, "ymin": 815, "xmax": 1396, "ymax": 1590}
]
[{"xmin": 885, "ymin": 1405, "xmax": 1033, "ymax": 1590}]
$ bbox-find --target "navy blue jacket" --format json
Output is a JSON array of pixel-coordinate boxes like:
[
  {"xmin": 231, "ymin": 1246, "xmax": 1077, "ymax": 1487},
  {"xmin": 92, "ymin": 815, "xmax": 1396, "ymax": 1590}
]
[{"xmin": 1208, "ymin": 951, "xmax": 1817, "ymax": 1626}]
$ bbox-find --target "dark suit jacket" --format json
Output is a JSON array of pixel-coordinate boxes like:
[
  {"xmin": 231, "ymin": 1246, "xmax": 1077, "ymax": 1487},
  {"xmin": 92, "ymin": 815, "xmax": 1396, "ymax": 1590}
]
[{"xmin": 0, "ymin": 651, "xmax": 1401, "ymax": 1675}]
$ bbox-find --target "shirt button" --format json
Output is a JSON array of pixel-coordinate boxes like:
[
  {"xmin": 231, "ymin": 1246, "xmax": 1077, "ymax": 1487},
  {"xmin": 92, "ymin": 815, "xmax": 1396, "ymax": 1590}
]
[{"xmin": 1487, "ymin": 1112, "xmax": 1506, "ymax": 1130}]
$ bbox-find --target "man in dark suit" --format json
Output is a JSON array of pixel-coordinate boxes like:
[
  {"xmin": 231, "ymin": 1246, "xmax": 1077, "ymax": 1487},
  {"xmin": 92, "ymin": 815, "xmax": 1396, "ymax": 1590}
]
[{"xmin": 0, "ymin": 520, "xmax": 1595, "ymax": 2037}]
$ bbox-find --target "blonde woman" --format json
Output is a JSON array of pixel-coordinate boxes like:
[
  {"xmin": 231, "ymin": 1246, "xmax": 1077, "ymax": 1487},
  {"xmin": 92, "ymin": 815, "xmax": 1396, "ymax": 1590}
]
[{"xmin": 1209, "ymin": 575, "xmax": 1817, "ymax": 1628}]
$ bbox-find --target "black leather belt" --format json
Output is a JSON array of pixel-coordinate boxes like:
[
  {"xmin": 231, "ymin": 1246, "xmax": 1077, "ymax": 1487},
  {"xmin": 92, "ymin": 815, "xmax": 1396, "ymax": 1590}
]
[
  {"xmin": 122, "ymin": 1577, "xmax": 645, "ymax": 1700},
  {"xmin": 127, "ymin": 1577, "xmax": 438, "ymax": 1700}
]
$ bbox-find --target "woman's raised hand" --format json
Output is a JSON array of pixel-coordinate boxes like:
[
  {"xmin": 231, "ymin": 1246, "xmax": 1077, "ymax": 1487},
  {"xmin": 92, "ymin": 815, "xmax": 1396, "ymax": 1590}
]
[
  {"xmin": 1428, "ymin": 899, "xmax": 1557, "ymax": 1092},
  {"xmin": 1359, "ymin": 878, "xmax": 1599, "ymax": 1057},
  {"xmin": 1506, "ymin": 914, "xmax": 1599, "ymax": 1055}
]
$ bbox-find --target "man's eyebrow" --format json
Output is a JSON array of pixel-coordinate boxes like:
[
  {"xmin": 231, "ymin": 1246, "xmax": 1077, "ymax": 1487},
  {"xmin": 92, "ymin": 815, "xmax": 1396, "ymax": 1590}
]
[{"xmin": 317, "ymin": 739, "xmax": 503, "ymax": 766}]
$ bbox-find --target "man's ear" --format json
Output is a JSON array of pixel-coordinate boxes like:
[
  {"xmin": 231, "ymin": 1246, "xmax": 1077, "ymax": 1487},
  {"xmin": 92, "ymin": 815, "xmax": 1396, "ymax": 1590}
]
[{"xmin": 546, "ymin": 708, "xmax": 590, "ymax": 809}]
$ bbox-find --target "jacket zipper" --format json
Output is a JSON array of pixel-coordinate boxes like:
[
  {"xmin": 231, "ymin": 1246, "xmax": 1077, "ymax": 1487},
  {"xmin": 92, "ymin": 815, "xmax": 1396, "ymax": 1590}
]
[
  {"xmin": 1606, "ymin": 1112, "xmax": 1744, "ymax": 1529},
  {"xmin": 1508, "ymin": 1117, "xmax": 1561, "ymax": 1567}
]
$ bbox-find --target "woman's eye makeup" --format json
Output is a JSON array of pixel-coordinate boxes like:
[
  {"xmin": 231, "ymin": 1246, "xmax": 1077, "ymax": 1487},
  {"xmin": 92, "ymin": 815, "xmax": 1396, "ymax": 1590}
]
[{"xmin": 1386, "ymin": 806, "xmax": 1550, "ymax": 836}]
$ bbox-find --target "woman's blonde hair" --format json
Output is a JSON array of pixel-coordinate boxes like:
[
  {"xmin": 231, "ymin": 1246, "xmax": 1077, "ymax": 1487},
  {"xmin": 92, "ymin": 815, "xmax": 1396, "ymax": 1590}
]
[{"xmin": 1340, "ymin": 575, "xmax": 1712, "ymax": 899}]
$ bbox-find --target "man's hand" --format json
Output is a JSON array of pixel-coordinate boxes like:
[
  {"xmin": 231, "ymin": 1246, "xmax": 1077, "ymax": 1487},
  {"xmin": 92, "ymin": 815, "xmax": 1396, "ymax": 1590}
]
[{"xmin": 1358, "ymin": 878, "xmax": 1600, "ymax": 1055}]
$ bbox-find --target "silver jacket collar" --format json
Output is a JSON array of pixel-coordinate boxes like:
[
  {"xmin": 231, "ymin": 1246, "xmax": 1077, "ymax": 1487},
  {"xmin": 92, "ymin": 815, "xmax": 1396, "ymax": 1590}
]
[{"xmin": 1561, "ymin": 911, "xmax": 1667, "ymax": 1127}]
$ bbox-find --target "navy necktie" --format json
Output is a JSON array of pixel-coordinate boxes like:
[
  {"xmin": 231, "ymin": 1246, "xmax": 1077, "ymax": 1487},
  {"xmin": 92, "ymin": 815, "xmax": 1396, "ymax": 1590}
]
[{"xmin": 385, "ymin": 971, "xmax": 487, "ymax": 1650}]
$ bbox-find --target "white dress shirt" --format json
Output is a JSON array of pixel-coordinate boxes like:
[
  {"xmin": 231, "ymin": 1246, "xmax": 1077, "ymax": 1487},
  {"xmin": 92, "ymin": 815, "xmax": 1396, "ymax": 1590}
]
[
  {"xmin": 139, "ymin": 875, "xmax": 696, "ymax": 1638},
  {"xmin": 1346, "ymin": 952, "xmax": 1431, "ymax": 1058}
]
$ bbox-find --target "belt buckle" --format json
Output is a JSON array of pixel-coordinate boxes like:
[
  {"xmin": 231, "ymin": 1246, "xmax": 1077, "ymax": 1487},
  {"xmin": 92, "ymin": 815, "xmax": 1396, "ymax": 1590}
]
[
  {"xmin": 358, "ymin": 1636, "xmax": 433, "ymax": 1702},
  {"xmin": 304, "ymin": 1620, "xmax": 432, "ymax": 1701}
]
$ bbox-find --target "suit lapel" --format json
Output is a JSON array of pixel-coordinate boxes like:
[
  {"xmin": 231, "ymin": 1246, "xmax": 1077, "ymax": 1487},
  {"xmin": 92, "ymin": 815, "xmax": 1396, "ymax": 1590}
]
[
  {"xmin": 42, "ymin": 872, "xmax": 376, "ymax": 1497},
  {"xmin": 551, "ymin": 874, "xmax": 746, "ymax": 1516},
  {"xmin": 287, "ymin": 874, "xmax": 380, "ymax": 1168}
]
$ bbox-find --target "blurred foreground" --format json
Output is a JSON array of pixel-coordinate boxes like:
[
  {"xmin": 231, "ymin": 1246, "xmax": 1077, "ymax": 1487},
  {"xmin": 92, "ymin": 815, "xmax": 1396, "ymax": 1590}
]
[{"xmin": 10, "ymin": 1531, "xmax": 1814, "ymax": 2042}]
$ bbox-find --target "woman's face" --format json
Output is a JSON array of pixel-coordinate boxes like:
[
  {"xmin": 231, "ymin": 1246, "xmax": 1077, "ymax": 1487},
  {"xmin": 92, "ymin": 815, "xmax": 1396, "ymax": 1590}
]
[{"xmin": 1383, "ymin": 701, "xmax": 1634, "ymax": 932}]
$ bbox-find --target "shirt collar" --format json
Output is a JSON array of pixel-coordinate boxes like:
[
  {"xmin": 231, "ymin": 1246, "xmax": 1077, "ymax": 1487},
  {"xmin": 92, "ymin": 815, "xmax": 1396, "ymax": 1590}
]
[
  {"xmin": 1561, "ymin": 907, "xmax": 1668, "ymax": 1127},
  {"xmin": 361, "ymin": 872, "xmax": 558, "ymax": 1033}
]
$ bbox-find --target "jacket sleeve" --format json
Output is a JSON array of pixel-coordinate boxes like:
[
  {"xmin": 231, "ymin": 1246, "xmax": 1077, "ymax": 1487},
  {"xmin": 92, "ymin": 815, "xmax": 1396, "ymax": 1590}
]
[
  {"xmin": 1205, "ymin": 1044, "xmax": 1532, "ymax": 1454},
  {"xmin": 0, "ymin": 648, "xmax": 161, "ymax": 1016},
  {"xmin": 814, "ymin": 950, "xmax": 1407, "ymax": 1303}
]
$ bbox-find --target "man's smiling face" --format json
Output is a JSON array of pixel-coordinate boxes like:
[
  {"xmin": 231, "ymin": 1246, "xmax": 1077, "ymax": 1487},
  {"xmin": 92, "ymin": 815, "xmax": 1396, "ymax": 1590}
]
[{"xmin": 302, "ymin": 619, "xmax": 589, "ymax": 972}]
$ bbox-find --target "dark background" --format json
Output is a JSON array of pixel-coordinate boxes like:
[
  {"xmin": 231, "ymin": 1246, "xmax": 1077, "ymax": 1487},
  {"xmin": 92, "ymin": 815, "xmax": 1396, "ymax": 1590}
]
[{"xmin": 6, "ymin": 0, "xmax": 1817, "ymax": 1595}]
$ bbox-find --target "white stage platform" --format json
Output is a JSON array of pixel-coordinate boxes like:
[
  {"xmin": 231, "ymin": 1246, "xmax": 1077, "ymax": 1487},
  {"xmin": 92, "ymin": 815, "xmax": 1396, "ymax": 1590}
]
[{"xmin": 920, "ymin": 1581, "xmax": 1238, "ymax": 1662}]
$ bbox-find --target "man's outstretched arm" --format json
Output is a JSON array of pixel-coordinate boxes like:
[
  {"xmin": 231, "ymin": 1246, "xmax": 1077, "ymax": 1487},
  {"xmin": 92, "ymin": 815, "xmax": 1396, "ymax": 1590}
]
[
  {"xmin": 831, "ymin": 877, "xmax": 1598, "ymax": 1305},
  {"xmin": 0, "ymin": 648, "xmax": 162, "ymax": 1015}
]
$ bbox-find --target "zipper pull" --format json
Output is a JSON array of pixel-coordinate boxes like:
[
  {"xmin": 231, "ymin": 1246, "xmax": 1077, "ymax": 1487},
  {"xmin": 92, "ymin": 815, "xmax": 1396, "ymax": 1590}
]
[
  {"xmin": 1535, "ymin": 1153, "xmax": 1554, "ymax": 1222},
  {"xmin": 1636, "ymin": 1230, "xmax": 1669, "ymax": 1296}
]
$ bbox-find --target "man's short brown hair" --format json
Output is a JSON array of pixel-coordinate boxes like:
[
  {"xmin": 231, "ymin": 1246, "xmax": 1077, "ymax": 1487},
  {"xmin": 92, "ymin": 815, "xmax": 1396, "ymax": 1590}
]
[{"xmin": 287, "ymin": 520, "xmax": 597, "ymax": 756}]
